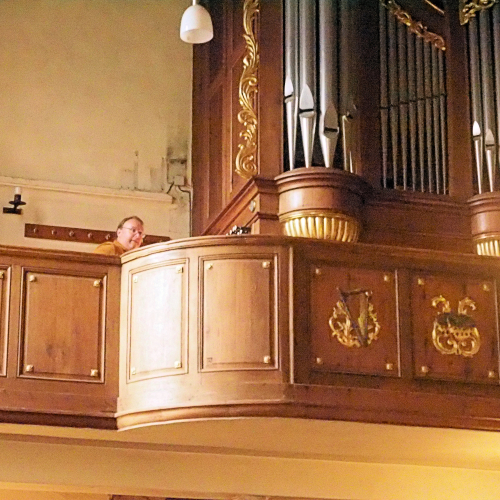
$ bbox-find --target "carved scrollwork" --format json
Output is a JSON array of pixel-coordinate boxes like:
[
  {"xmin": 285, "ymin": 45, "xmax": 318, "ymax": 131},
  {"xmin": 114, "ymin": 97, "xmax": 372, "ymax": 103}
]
[
  {"xmin": 431, "ymin": 295, "xmax": 481, "ymax": 357},
  {"xmin": 329, "ymin": 289, "xmax": 381, "ymax": 348},
  {"xmin": 380, "ymin": 0, "xmax": 446, "ymax": 50},
  {"xmin": 235, "ymin": 0, "xmax": 260, "ymax": 179},
  {"xmin": 460, "ymin": 0, "xmax": 498, "ymax": 25}
]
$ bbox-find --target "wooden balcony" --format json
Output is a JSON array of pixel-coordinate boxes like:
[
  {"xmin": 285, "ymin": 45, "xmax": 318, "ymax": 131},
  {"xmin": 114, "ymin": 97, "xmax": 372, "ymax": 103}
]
[{"xmin": 2, "ymin": 236, "xmax": 500, "ymax": 433}]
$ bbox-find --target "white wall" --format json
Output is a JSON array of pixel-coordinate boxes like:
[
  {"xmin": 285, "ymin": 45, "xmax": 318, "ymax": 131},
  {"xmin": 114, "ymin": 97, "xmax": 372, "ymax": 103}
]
[{"xmin": 0, "ymin": 0, "xmax": 192, "ymax": 250}]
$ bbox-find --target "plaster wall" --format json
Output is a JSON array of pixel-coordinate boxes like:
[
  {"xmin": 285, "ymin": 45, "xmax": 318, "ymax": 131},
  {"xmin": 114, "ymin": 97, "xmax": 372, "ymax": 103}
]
[{"xmin": 0, "ymin": 0, "xmax": 191, "ymax": 250}]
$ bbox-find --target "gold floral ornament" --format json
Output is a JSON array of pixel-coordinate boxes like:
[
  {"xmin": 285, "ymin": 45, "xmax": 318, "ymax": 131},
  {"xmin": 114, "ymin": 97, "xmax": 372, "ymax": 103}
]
[
  {"xmin": 459, "ymin": 0, "xmax": 498, "ymax": 25},
  {"xmin": 235, "ymin": 0, "xmax": 260, "ymax": 179},
  {"xmin": 431, "ymin": 295, "xmax": 481, "ymax": 357},
  {"xmin": 329, "ymin": 289, "xmax": 381, "ymax": 348},
  {"xmin": 381, "ymin": 0, "xmax": 446, "ymax": 50}
]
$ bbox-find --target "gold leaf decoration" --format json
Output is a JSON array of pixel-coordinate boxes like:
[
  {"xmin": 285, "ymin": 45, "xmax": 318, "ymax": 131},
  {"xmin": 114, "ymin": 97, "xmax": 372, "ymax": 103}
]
[
  {"xmin": 381, "ymin": 0, "xmax": 446, "ymax": 50},
  {"xmin": 431, "ymin": 295, "xmax": 481, "ymax": 357},
  {"xmin": 329, "ymin": 290, "xmax": 381, "ymax": 348},
  {"xmin": 235, "ymin": 0, "xmax": 260, "ymax": 179},
  {"xmin": 459, "ymin": 0, "xmax": 498, "ymax": 25}
]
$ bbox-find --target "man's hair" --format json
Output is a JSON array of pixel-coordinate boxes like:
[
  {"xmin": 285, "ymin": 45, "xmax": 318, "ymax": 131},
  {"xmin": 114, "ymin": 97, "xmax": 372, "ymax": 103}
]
[{"xmin": 117, "ymin": 216, "xmax": 144, "ymax": 231}]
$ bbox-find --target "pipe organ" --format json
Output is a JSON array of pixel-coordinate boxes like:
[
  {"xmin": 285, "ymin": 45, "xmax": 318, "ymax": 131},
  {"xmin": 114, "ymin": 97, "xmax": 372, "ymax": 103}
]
[{"xmin": 192, "ymin": 0, "xmax": 500, "ymax": 254}]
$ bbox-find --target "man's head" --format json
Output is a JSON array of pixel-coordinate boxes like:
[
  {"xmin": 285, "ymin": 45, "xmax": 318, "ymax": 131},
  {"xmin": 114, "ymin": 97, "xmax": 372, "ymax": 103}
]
[{"xmin": 116, "ymin": 216, "xmax": 145, "ymax": 251}]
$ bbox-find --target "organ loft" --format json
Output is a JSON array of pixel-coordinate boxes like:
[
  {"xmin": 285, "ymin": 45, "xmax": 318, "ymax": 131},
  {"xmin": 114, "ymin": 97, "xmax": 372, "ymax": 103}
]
[{"xmin": 3, "ymin": 3, "xmax": 500, "ymax": 497}]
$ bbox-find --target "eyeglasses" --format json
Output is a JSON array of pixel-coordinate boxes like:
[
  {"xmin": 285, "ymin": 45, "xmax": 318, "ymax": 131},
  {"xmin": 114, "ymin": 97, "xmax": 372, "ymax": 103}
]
[{"xmin": 121, "ymin": 226, "xmax": 146, "ymax": 238}]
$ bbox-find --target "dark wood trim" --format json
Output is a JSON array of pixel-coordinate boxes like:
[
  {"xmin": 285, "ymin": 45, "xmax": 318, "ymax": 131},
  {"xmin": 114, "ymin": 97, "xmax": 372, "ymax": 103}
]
[
  {"xmin": 444, "ymin": 0, "xmax": 473, "ymax": 200},
  {"xmin": 24, "ymin": 224, "xmax": 170, "ymax": 246},
  {"xmin": 0, "ymin": 410, "xmax": 116, "ymax": 429}
]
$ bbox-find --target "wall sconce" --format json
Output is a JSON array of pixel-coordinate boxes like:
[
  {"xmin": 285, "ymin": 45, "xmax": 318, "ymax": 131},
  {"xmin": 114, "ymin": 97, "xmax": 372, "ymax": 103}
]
[
  {"xmin": 180, "ymin": 0, "xmax": 213, "ymax": 44},
  {"xmin": 3, "ymin": 187, "xmax": 26, "ymax": 215}
]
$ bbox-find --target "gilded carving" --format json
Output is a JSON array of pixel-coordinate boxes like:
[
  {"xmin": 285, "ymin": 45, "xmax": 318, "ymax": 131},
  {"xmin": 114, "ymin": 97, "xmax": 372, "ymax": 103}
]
[
  {"xmin": 381, "ymin": 0, "xmax": 446, "ymax": 50},
  {"xmin": 431, "ymin": 295, "xmax": 481, "ymax": 357},
  {"xmin": 329, "ymin": 289, "xmax": 381, "ymax": 348},
  {"xmin": 475, "ymin": 235, "xmax": 500, "ymax": 256},
  {"xmin": 235, "ymin": 0, "xmax": 260, "ymax": 179},
  {"xmin": 280, "ymin": 210, "xmax": 361, "ymax": 242},
  {"xmin": 459, "ymin": 0, "xmax": 498, "ymax": 25}
]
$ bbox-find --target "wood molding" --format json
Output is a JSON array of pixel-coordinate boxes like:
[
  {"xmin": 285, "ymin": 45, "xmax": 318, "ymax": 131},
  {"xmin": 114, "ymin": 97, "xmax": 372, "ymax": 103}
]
[
  {"xmin": 25, "ymin": 224, "xmax": 170, "ymax": 246},
  {"xmin": 202, "ymin": 176, "xmax": 279, "ymax": 235}
]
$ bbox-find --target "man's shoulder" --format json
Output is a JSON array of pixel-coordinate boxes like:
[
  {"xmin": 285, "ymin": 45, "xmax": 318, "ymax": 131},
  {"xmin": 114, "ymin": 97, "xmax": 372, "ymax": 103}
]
[{"xmin": 93, "ymin": 241, "xmax": 123, "ymax": 255}]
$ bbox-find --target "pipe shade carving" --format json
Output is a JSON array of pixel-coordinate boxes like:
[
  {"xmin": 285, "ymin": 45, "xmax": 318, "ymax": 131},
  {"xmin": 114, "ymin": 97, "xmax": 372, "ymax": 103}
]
[
  {"xmin": 235, "ymin": 0, "xmax": 260, "ymax": 179},
  {"xmin": 460, "ymin": 0, "xmax": 498, "ymax": 25}
]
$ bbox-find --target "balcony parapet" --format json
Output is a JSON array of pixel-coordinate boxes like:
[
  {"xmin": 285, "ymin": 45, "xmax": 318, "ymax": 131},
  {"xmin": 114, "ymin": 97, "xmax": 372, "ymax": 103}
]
[
  {"xmin": 0, "ymin": 245, "xmax": 121, "ymax": 428},
  {"xmin": 117, "ymin": 235, "xmax": 500, "ymax": 431}
]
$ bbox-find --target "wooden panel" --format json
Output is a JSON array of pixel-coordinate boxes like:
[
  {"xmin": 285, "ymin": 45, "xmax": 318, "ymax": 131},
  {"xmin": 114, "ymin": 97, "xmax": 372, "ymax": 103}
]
[
  {"xmin": 309, "ymin": 265, "xmax": 399, "ymax": 377},
  {"xmin": 208, "ymin": 86, "xmax": 224, "ymax": 218},
  {"xmin": 201, "ymin": 256, "xmax": 277, "ymax": 371},
  {"xmin": 20, "ymin": 269, "xmax": 105, "ymax": 382},
  {"xmin": 208, "ymin": 0, "xmax": 225, "ymax": 84},
  {"xmin": 363, "ymin": 191, "xmax": 472, "ymax": 252},
  {"xmin": 127, "ymin": 261, "xmax": 187, "ymax": 382},
  {"xmin": 0, "ymin": 266, "xmax": 9, "ymax": 376},
  {"xmin": 411, "ymin": 272, "xmax": 498, "ymax": 383}
]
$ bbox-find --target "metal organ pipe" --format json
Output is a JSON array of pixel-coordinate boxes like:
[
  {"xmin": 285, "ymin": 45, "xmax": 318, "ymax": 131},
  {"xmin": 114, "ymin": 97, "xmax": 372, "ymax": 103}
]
[
  {"xmin": 339, "ymin": 0, "xmax": 356, "ymax": 173},
  {"xmin": 284, "ymin": 0, "xmax": 299, "ymax": 171},
  {"xmin": 468, "ymin": 17, "xmax": 484, "ymax": 193},
  {"xmin": 479, "ymin": 10, "xmax": 497, "ymax": 191},
  {"xmin": 388, "ymin": 11, "xmax": 399, "ymax": 187},
  {"xmin": 431, "ymin": 45, "xmax": 441, "ymax": 194},
  {"xmin": 318, "ymin": 0, "xmax": 339, "ymax": 169},
  {"xmin": 415, "ymin": 36, "xmax": 426, "ymax": 192},
  {"xmin": 380, "ymin": 2, "xmax": 389, "ymax": 188},
  {"xmin": 298, "ymin": 0, "xmax": 317, "ymax": 168},
  {"xmin": 398, "ymin": 21, "xmax": 409, "ymax": 191},
  {"xmin": 284, "ymin": 0, "xmax": 344, "ymax": 171},
  {"xmin": 407, "ymin": 28, "xmax": 418, "ymax": 191},
  {"xmin": 438, "ymin": 49, "xmax": 447, "ymax": 194}
]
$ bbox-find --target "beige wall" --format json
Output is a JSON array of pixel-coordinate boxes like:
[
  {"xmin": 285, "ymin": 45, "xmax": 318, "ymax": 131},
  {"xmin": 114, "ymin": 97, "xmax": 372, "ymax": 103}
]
[{"xmin": 0, "ymin": 0, "xmax": 191, "ymax": 249}]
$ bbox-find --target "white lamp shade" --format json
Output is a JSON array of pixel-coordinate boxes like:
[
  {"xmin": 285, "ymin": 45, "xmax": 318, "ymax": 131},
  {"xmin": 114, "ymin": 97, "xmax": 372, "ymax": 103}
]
[{"xmin": 180, "ymin": 4, "xmax": 213, "ymax": 44}]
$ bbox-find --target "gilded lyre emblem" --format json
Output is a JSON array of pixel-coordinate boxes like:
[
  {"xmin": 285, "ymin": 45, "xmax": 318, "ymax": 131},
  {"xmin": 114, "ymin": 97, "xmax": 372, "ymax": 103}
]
[
  {"xmin": 329, "ymin": 288, "xmax": 380, "ymax": 348},
  {"xmin": 431, "ymin": 295, "xmax": 481, "ymax": 357}
]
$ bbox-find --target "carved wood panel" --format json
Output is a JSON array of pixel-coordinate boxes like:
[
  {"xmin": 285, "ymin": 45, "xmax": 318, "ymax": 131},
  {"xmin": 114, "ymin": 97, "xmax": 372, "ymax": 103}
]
[
  {"xmin": 200, "ymin": 255, "xmax": 277, "ymax": 371},
  {"xmin": 309, "ymin": 264, "xmax": 400, "ymax": 377},
  {"xmin": 0, "ymin": 266, "xmax": 9, "ymax": 377},
  {"xmin": 411, "ymin": 272, "xmax": 499, "ymax": 383},
  {"xmin": 19, "ymin": 269, "xmax": 105, "ymax": 382},
  {"xmin": 127, "ymin": 261, "xmax": 188, "ymax": 382}
]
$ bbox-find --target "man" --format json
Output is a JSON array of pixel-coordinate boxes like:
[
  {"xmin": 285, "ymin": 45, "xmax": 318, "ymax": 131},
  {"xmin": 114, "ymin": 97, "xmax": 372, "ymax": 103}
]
[{"xmin": 93, "ymin": 216, "xmax": 145, "ymax": 256}]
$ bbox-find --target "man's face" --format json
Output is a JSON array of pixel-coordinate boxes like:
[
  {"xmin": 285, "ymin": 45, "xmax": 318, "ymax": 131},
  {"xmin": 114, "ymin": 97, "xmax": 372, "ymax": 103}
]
[{"xmin": 116, "ymin": 219, "xmax": 145, "ymax": 251}]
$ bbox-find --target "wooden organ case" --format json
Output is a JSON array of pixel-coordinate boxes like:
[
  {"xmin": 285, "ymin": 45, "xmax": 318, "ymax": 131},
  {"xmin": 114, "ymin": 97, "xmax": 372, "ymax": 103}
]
[{"xmin": 116, "ymin": 0, "xmax": 500, "ymax": 432}]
